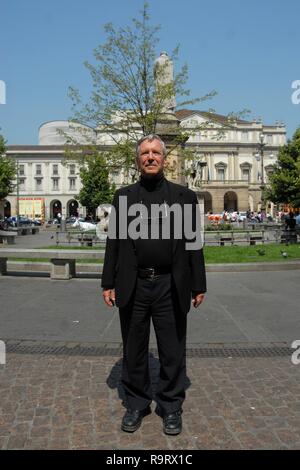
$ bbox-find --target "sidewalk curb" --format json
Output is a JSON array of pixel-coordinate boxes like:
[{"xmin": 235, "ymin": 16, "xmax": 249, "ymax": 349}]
[
  {"xmin": 206, "ymin": 261, "xmax": 300, "ymax": 272},
  {"xmin": 5, "ymin": 260, "xmax": 300, "ymax": 275}
]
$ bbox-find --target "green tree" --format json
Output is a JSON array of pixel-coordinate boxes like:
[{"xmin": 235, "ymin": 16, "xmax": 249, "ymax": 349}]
[
  {"xmin": 265, "ymin": 127, "xmax": 300, "ymax": 208},
  {"xmin": 0, "ymin": 135, "xmax": 16, "ymax": 201},
  {"xmin": 77, "ymin": 150, "xmax": 115, "ymax": 218},
  {"xmin": 64, "ymin": 1, "xmax": 248, "ymax": 182},
  {"xmin": 68, "ymin": 3, "xmax": 215, "ymax": 145}
]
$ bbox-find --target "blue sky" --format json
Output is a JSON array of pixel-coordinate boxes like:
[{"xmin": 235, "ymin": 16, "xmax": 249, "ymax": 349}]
[{"xmin": 0, "ymin": 0, "xmax": 299, "ymax": 144}]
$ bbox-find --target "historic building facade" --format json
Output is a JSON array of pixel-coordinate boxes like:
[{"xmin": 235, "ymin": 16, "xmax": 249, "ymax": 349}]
[
  {"xmin": 177, "ymin": 110, "xmax": 286, "ymax": 214},
  {"xmin": 3, "ymin": 111, "xmax": 286, "ymax": 220}
]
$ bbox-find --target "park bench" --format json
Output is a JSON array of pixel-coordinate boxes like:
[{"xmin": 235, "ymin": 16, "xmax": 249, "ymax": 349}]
[
  {"xmin": 77, "ymin": 233, "xmax": 96, "ymax": 246},
  {"xmin": 231, "ymin": 233, "xmax": 249, "ymax": 245},
  {"xmin": 219, "ymin": 236, "xmax": 233, "ymax": 246},
  {"xmin": 248, "ymin": 233, "xmax": 264, "ymax": 245},
  {"xmin": 0, "ymin": 248, "xmax": 104, "ymax": 280},
  {"xmin": 281, "ymin": 229, "xmax": 298, "ymax": 244},
  {"xmin": 51, "ymin": 230, "xmax": 106, "ymax": 247},
  {"xmin": 0, "ymin": 230, "xmax": 17, "ymax": 245},
  {"xmin": 204, "ymin": 230, "xmax": 266, "ymax": 246},
  {"xmin": 17, "ymin": 225, "xmax": 40, "ymax": 235}
]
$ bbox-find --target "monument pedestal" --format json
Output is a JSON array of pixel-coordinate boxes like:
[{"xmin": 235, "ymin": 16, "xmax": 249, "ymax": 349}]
[{"xmin": 155, "ymin": 113, "xmax": 186, "ymax": 186}]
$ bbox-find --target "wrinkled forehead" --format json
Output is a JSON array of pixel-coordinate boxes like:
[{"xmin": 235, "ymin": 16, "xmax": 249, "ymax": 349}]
[{"xmin": 137, "ymin": 139, "xmax": 164, "ymax": 157}]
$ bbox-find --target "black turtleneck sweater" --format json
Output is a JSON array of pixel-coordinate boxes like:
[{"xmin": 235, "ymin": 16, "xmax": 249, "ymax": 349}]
[{"xmin": 134, "ymin": 173, "xmax": 172, "ymax": 268}]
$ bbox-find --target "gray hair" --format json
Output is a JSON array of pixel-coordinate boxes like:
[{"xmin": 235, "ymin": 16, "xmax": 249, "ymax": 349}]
[{"xmin": 135, "ymin": 134, "xmax": 167, "ymax": 159}]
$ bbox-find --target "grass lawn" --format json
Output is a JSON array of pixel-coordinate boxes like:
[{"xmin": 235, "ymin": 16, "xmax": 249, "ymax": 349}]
[
  {"xmin": 9, "ymin": 258, "xmax": 103, "ymax": 264},
  {"xmin": 6, "ymin": 243, "xmax": 300, "ymax": 264},
  {"xmin": 8, "ymin": 244, "xmax": 104, "ymax": 263},
  {"xmin": 203, "ymin": 243, "xmax": 300, "ymax": 263},
  {"xmin": 38, "ymin": 245, "xmax": 104, "ymax": 250}
]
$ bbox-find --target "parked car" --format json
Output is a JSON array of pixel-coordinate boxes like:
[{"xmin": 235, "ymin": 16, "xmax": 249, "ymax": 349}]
[
  {"xmin": 66, "ymin": 216, "xmax": 78, "ymax": 225},
  {"xmin": 6, "ymin": 216, "xmax": 17, "ymax": 227},
  {"xmin": 18, "ymin": 217, "xmax": 31, "ymax": 226},
  {"xmin": 46, "ymin": 218, "xmax": 60, "ymax": 225},
  {"xmin": 26, "ymin": 218, "xmax": 41, "ymax": 226},
  {"xmin": 237, "ymin": 212, "xmax": 247, "ymax": 222},
  {"xmin": 0, "ymin": 219, "xmax": 10, "ymax": 231},
  {"xmin": 6, "ymin": 216, "xmax": 31, "ymax": 226}
]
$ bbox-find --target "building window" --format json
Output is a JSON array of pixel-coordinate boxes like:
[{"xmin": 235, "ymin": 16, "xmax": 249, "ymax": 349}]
[
  {"xmin": 19, "ymin": 164, "xmax": 25, "ymax": 176},
  {"xmin": 53, "ymin": 164, "xmax": 59, "ymax": 175},
  {"xmin": 215, "ymin": 162, "xmax": 227, "ymax": 181},
  {"xmin": 217, "ymin": 168, "xmax": 225, "ymax": 181},
  {"xmin": 52, "ymin": 178, "xmax": 59, "ymax": 190},
  {"xmin": 242, "ymin": 168, "xmax": 250, "ymax": 182},
  {"xmin": 265, "ymin": 165, "xmax": 275, "ymax": 183},
  {"xmin": 267, "ymin": 134, "xmax": 273, "ymax": 144},
  {"xmin": 241, "ymin": 131, "xmax": 248, "ymax": 142},
  {"xmin": 19, "ymin": 178, "xmax": 25, "ymax": 190},
  {"xmin": 240, "ymin": 163, "xmax": 252, "ymax": 183},
  {"xmin": 36, "ymin": 178, "xmax": 43, "ymax": 190},
  {"xmin": 36, "ymin": 164, "xmax": 42, "ymax": 175},
  {"xmin": 111, "ymin": 170, "xmax": 119, "ymax": 183},
  {"xmin": 69, "ymin": 178, "xmax": 76, "ymax": 190},
  {"xmin": 69, "ymin": 164, "xmax": 76, "ymax": 175}
]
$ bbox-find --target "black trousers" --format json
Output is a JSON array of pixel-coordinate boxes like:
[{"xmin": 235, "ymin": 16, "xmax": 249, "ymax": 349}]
[{"xmin": 119, "ymin": 273, "xmax": 187, "ymax": 415}]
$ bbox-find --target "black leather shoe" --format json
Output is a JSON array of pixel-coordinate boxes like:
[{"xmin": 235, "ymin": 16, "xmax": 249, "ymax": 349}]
[
  {"xmin": 163, "ymin": 410, "xmax": 182, "ymax": 435},
  {"xmin": 121, "ymin": 407, "xmax": 151, "ymax": 432}
]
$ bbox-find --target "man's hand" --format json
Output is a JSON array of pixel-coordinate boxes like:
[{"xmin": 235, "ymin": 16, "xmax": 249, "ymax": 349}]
[
  {"xmin": 192, "ymin": 293, "xmax": 205, "ymax": 308},
  {"xmin": 102, "ymin": 288, "xmax": 116, "ymax": 307}
]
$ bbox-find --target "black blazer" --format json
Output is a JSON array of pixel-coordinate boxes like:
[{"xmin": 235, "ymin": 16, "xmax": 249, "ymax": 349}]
[{"xmin": 101, "ymin": 178, "xmax": 207, "ymax": 314}]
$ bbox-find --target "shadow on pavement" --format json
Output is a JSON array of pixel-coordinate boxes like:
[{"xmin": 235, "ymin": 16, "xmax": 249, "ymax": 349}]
[{"xmin": 106, "ymin": 353, "xmax": 191, "ymax": 412}]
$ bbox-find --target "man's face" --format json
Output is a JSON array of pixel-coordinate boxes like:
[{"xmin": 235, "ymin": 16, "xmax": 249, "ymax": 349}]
[{"xmin": 137, "ymin": 139, "xmax": 166, "ymax": 178}]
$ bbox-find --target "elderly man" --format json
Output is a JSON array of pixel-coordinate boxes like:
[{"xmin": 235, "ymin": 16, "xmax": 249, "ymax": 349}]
[{"xmin": 101, "ymin": 134, "xmax": 206, "ymax": 435}]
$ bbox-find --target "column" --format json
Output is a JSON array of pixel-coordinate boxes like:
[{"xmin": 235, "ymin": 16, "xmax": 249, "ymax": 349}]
[
  {"xmin": 209, "ymin": 153, "xmax": 214, "ymax": 181},
  {"xmin": 234, "ymin": 152, "xmax": 239, "ymax": 181}
]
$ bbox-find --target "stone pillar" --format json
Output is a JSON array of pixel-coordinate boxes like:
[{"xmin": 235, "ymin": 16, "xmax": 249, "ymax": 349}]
[
  {"xmin": 209, "ymin": 153, "xmax": 214, "ymax": 181},
  {"xmin": 210, "ymin": 188, "xmax": 224, "ymax": 213},
  {"xmin": 154, "ymin": 52, "xmax": 186, "ymax": 185},
  {"xmin": 234, "ymin": 152, "xmax": 239, "ymax": 181},
  {"xmin": 229, "ymin": 153, "xmax": 234, "ymax": 181},
  {"xmin": 50, "ymin": 259, "xmax": 76, "ymax": 280},
  {"xmin": 237, "ymin": 189, "xmax": 249, "ymax": 211},
  {"xmin": 0, "ymin": 258, "xmax": 7, "ymax": 275},
  {"xmin": 0, "ymin": 200, "xmax": 4, "ymax": 219}
]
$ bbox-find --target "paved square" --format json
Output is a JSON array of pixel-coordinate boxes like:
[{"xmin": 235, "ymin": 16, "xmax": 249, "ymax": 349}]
[
  {"xmin": 1, "ymin": 352, "xmax": 300, "ymax": 449},
  {"xmin": 1, "ymin": 270, "xmax": 300, "ymax": 449}
]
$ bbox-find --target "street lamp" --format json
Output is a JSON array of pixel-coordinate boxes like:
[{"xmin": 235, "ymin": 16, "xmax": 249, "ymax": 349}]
[
  {"xmin": 70, "ymin": 201, "xmax": 76, "ymax": 216},
  {"xmin": 255, "ymin": 133, "xmax": 266, "ymax": 211},
  {"xmin": 16, "ymin": 156, "xmax": 20, "ymax": 230}
]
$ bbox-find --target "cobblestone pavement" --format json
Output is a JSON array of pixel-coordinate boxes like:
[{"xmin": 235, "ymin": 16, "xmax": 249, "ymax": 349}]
[{"xmin": 1, "ymin": 352, "xmax": 300, "ymax": 450}]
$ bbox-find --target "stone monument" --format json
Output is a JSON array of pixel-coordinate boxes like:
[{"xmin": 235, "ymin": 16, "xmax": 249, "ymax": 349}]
[{"xmin": 154, "ymin": 52, "xmax": 185, "ymax": 185}]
